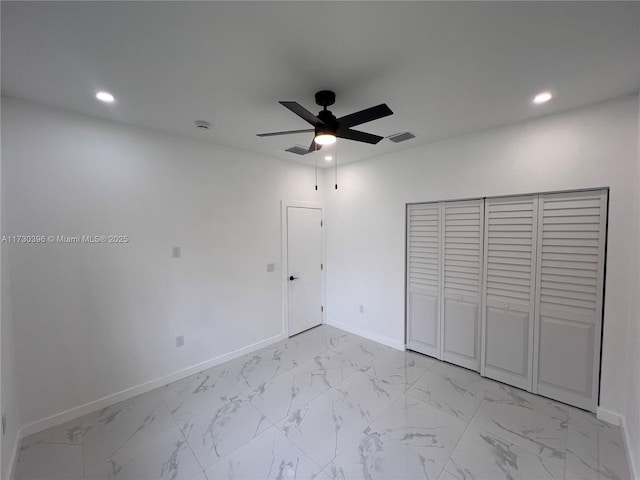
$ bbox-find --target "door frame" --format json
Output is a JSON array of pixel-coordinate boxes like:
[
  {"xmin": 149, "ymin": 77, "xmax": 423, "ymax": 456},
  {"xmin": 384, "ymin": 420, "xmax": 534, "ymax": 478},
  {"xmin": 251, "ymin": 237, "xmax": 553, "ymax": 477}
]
[{"xmin": 281, "ymin": 200, "xmax": 325, "ymax": 338}]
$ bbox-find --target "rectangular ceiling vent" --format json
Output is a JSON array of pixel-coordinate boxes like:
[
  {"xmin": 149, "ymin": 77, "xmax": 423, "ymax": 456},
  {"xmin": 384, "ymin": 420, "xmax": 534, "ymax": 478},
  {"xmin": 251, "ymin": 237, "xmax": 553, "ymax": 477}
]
[
  {"xmin": 388, "ymin": 132, "xmax": 416, "ymax": 143},
  {"xmin": 285, "ymin": 145, "xmax": 309, "ymax": 156}
]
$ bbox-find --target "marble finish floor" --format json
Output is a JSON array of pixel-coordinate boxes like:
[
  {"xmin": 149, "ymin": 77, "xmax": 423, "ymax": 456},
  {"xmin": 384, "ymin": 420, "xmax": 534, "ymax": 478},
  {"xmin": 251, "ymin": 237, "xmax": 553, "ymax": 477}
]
[{"xmin": 15, "ymin": 325, "xmax": 632, "ymax": 480}]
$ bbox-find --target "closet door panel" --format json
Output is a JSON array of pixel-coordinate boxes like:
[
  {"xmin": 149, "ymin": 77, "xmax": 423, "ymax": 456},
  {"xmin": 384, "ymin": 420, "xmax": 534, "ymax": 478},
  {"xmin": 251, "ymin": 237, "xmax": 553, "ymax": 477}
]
[
  {"xmin": 407, "ymin": 203, "xmax": 442, "ymax": 358},
  {"xmin": 408, "ymin": 290, "xmax": 439, "ymax": 351},
  {"xmin": 485, "ymin": 307, "xmax": 530, "ymax": 379},
  {"xmin": 533, "ymin": 189, "xmax": 607, "ymax": 412},
  {"xmin": 443, "ymin": 298, "xmax": 479, "ymax": 360},
  {"xmin": 442, "ymin": 199, "xmax": 484, "ymax": 371},
  {"xmin": 481, "ymin": 196, "xmax": 538, "ymax": 391}
]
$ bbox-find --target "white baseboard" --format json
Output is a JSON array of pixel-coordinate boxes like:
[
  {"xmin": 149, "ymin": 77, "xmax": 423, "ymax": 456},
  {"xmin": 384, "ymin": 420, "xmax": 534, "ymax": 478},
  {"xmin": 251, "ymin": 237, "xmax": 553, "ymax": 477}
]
[
  {"xmin": 596, "ymin": 406, "xmax": 622, "ymax": 426},
  {"xmin": 5, "ymin": 426, "xmax": 21, "ymax": 480},
  {"xmin": 620, "ymin": 413, "xmax": 638, "ymax": 480},
  {"xmin": 20, "ymin": 333, "xmax": 285, "ymax": 438},
  {"xmin": 326, "ymin": 318, "xmax": 405, "ymax": 351},
  {"xmin": 597, "ymin": 407, "xmax": 637, "ymax": 479}
]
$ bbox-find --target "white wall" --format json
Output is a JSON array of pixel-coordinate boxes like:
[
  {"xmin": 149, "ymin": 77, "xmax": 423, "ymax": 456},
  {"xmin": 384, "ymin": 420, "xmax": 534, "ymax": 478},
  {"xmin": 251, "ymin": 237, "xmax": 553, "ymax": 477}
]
[
  {"xmin": 1, "ymin": 96, "xmax": 320, "ymax": 431},
  {"xmin": 623, "ymin": 93, "xmax": 640, "ymax": 479},
  {"xmin": 1, "ymin": 125, "xmax": 21, "ymax": 480},
  {"xmin": 324, "ymin": 95, "xmax": 639, "ymax": 423},
  {"xmin": 0, "ymin": 251, "xmax": 19, "ymax": 480}
]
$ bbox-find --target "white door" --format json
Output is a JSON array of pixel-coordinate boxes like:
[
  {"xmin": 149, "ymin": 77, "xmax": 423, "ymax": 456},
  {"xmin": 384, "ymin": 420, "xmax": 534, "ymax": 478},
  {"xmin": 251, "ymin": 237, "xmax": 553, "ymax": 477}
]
[
  {"xmin": 287, "ymin": 206, "xmax": 323, "ymax": 336},
  {"xmin": 481, "ymin": 195, "xmax": 538, "ymax": 391},
  {"xmin": 442, "ymin": 199, "xmax": 484, "ymax": 372},
  {"xmin": 533, "ymin": 189, "xmax": 607, "ymax": 412},
  {"xmin": 406, "ymin": 202, "xmax": 442, "ymax": 359}
]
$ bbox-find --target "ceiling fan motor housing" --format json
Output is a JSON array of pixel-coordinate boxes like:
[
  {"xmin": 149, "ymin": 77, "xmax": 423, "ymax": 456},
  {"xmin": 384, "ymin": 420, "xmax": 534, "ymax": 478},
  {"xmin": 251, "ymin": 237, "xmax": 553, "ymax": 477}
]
[
  {"xmin": 315, "ymin": 90, "xmax": 336, "ymax": 108},
  {"xmin": 316, "ymin": 109, "xmax": 338, "ymax": 136}
]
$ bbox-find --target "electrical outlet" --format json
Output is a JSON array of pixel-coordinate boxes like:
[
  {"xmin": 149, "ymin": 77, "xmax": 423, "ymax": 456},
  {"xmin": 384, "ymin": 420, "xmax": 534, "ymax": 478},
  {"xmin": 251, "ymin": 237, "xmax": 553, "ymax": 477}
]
[
  {"xmin": 172, "ymin": 246, "xmax": 181, "ymax": 258},
  {"xmin": 267, "ymin": 263, "xmax": 275, "ymax": 272},
  {"xmin": 2, "ymin": 414, "xmax": 6, "ymax": 436},
  {"xmin": 176, "ymin": 335, "xmax": 184, "ymax": 348},
  {"xmin": 359, "ymin": 305, "xmax": 364, "ymax": 314}
]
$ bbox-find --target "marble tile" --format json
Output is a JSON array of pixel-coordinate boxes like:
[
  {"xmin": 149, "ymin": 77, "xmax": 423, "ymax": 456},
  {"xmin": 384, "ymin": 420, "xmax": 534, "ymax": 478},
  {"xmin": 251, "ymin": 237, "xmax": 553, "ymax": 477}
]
[
  {"xmin": 83, "ymin": 396, "xmax": 184, "ymax": 478},
  {"xmin": 20, "ymin": 418, "xmax": 85, "ymax": 447},
  {"xmin": 261, "ymin": 337, "xmax": 324, "ymax": 372},
  {"xmin": 444, "ymin": 425, "xmax": 565, "ymax": 480},
  {"xmin": 334, "ymin": 371, "xmax": 405, "ymax": 424},
  {"xmin": 244, "ymin": 326, "xmax": 347, "ymax": 381},
  {"xmin": 221, "ymin": 350, "xmax": 288, "ymax": 390},
  {"xmin": 15, "ymin": 326, "xmax": 632, "ymax": 480},
  {"xmin": 162, "ymin": 365, "xmax": 249, "ymax": 428},
  {"xmin": 95, "ymin": 427, "xmax": 202, "ymax": 480},
  {"xmin": 335, "ymin": 338, "xmax": 394, "ymax": 371},
  {"xmin": 181, "ymin": 395, "xmax": 272, "ymax": 471},
  {"xmin": 188, "ymin": 472, "xmax": 208, "ymax": 480},
  {"xmin": 276, "ymin": 387, "xmax": 371, "ymax": 468},
  {"xmin": 437, "ymin": 468, "xmax": 461, "ymax": 480},
  {"xmin": 205, "ymin": 426, "xmax": 326, "ymax": 480},
  {"xmin": 469, "ymin": 384, "xmax": 568, "ymax": 460},
  {"xmin": 373, "ymin": 395, "xmax": 467, "ymax": 471},
  {"xmin": 249, "ymin": 370, "xmax": 326, "ymax": 424},
  {"xmin": 407, "ymin": 362, "xmax": 493, "ymax": 422},
  {"xmin": 564, "ymin": 409, "xmax": 630, "ymax": 480},
  {"xmin": 326, "ymin": 426, "xmax": 443, "ymax": 479},
  {"xmin": 298, "ymin": 325, "xmax": 357, "ymax": 349},
  {"xmin": 15, "ymin": 442, "xmax": 84, "ymax": 480},
  {"xmin": 487, "ymin": 383, "xmax": 572, "ymax": 421},
  {"xmin": 362, "ymin": 349, "xmax": 435, "ymax": 391},
  {"xmin": 289, "ymin": 350, "xmax": 359, "ymax": 393}
]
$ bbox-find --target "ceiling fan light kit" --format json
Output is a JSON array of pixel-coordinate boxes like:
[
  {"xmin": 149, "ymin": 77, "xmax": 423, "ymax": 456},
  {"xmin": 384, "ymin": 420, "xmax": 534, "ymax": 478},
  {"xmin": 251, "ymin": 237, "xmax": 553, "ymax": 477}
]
[
  {"xmin": 314, "ymin": 133, "xmax": 336, "ymax": 145},
  {"xmin": 257, "ymin": 90, "xmax": 393, "ymax": 190}
]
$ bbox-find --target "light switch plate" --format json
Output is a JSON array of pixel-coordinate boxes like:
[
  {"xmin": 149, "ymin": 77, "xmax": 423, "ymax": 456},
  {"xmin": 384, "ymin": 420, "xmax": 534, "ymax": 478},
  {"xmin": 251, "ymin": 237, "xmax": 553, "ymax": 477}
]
[{"xmin": 267, "ymin": 263, "xmax": 275, "ymax": 272}]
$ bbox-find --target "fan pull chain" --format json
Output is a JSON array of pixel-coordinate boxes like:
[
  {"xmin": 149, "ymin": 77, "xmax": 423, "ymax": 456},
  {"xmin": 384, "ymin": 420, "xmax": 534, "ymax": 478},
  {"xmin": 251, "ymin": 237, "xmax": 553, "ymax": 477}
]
[
  {"xmin": 314, "ymin": 143, "xmax": 318, "ymax": 191},
  {"xmin": 334, "ymin": 144, "xmax": 338, "ymax": 190}
]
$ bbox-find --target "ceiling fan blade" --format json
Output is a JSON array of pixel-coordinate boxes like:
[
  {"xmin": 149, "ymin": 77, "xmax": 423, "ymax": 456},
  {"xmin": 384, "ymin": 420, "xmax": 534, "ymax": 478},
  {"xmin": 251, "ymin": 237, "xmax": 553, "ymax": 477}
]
[
  {"xmin": 280, "ymin": 101, "xmax": 326, "ymax": 127},
  {"xmin": 256, "ymin": 129, "xmax": 314, "ymax": 137},
  {"xmin": 337, "ymin": 128, "xmax": 384, "ymax": 145},
  {"xmin": 306, "ymin": 139, "xmax": 322, "ymax": 154},
  {"xmin": 337, "ymin": 104, "xmax": 393, "ymax": 129}
]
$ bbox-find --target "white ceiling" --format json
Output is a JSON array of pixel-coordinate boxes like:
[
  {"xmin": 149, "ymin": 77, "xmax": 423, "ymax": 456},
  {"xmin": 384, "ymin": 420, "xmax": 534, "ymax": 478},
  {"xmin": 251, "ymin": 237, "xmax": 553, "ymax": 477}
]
[{"xmin": 2, "ymin": 1, "xmax": 638, "ymax": 167}]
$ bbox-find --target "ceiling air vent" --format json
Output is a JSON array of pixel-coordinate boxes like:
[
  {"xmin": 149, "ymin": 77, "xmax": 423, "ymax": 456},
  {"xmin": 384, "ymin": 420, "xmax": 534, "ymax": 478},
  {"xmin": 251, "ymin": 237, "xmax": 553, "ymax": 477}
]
[
  {"xmin": 388, "ymin": 132, "xmax": 416, "ymax": 143},
  {"xmin": 285, "ymin": 145, "xmax": 309, "ymax": 156}
]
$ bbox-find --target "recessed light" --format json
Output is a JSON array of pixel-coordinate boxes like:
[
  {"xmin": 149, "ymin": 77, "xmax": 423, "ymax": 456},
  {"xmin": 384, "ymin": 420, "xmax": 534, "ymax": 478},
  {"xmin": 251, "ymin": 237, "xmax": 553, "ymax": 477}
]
[
  {"xmin": 324, "ymin": 155, "xmax": 333, "ymax": 162},
  {"xmin": 533, "ymin": 91, "xmax": 553, "ymax": 105},
  {"xmin": 96, "ymin": 91, "xmax": 115, "ymax": 103},
  {"xmin": 194, "ymin": 120, "xmax": 211, "ymax": 130}
]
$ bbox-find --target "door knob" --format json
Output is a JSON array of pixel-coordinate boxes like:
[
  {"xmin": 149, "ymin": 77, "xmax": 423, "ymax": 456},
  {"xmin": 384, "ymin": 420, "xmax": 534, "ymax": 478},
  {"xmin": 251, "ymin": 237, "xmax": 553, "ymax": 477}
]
[{"xmin": 289, "ymin": 276, "xmax": 298, "ymax": 281}]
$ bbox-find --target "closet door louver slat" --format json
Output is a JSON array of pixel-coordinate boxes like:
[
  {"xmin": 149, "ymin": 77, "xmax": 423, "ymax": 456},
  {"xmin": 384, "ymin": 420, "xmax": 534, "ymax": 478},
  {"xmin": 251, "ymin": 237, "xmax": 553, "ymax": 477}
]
[
  {"xmin": 442, "ymin": 199, "xmax": 484, "ymax": 371},
  {"xmin": 406, "ymin": 203, "xmax": 442, "ymax": 358},
  {"xmin": 481, "ymin": 196, "xmax": 538, "ymax": 390},
  {"xmin": 533, "ymin": 189, "xmax": 607, "ymax": 412}
]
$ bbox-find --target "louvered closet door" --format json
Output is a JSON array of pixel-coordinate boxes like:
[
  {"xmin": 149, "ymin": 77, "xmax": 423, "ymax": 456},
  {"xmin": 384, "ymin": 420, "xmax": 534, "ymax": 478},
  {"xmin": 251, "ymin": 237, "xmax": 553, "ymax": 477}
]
[
  {"xmin": 442, "ymin": 199, "xmax": 484, "ymax": 371},
  {"xmin": 482, "ymin": 196, "xmax": 538, "ymax": 390},
  {"xmin": 407, "ymin": 203, "xmax": 442, "ymax": 358},
  {"xmin": 533, "ymin": 190, "xmax": 607, "ymax": 412}
]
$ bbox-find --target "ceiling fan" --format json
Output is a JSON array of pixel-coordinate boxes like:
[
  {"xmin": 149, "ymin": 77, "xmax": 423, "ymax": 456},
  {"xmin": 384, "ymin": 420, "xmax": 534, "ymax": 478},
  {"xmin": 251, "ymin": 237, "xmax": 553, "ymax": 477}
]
[{"xmin": 257, "ymin": 90, "xmax": 393, "ymax": 153}]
